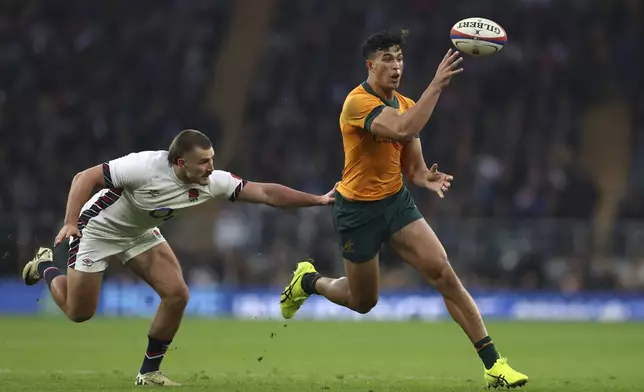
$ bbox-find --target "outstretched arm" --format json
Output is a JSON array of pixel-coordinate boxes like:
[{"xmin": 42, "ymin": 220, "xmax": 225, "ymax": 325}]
[
  {"xmin": 401, "ymin": 138, "xmax": 453, "ymax": 198},
  {"xmin": 237, "ymin": 182, "xmax": 336, "ymax": 208},
  {"xmin": 369, "ymin": 49, "xmax": 464, "ymax": 141}
]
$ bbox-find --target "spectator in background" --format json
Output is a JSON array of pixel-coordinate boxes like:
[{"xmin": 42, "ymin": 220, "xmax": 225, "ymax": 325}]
[{"xmin": 1, "ymin": 0, "xmax": 643, "ymax": 292}]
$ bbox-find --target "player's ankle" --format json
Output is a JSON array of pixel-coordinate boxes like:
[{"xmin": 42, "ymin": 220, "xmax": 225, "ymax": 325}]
[
  {"xmin": 36, "ymin": 260, "xmax": 53, "ymax": 277},
  {"xmin": 474, "ymin": 336, "xmax": 500, "ymax": 369},
  {"xmin": 301, "ymin": 272, "xmax": 321, "ymax": 295},
  {"xmin": 37, "ymin": 262, "xmax": 63, "ymax": 289},
  {"xmin": 140, "ymin": 336, "xmax": 172, "ymax": 375}
]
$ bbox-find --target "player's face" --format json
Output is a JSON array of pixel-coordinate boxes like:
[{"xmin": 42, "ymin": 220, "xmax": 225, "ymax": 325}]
[
  {"xmin": 178, "ymin": 146, "xmax": 215, "ymax": 185},
  {"xmin": 370, "ymin": 46, "xmax": 403, "ymax": 90}
]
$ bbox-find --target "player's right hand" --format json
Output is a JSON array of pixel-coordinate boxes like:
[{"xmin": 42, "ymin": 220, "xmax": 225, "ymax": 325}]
[
  {"xmin": 431, "ymin": 49, "xmax": 464, "ymax": 89},
  {"xmin": 54, "ymin": 223, "xmax": 81, "ymax": 247}
]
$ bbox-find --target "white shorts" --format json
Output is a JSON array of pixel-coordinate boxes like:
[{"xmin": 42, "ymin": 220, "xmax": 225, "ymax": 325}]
[{"xmin": 67, "ymin": 228, "xmax": 166, "ymax": 273}]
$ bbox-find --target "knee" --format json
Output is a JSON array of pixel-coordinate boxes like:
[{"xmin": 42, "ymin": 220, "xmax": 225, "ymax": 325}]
[
  {"xmin": 432, "ymin": 261, "xmax": 463, "ymax": 291},
  {"xmin": 420, "ymin": 248, "xmax": 450, "ymax": 280},
  {"xmin": 354, "ymin": 297, "xmax": 378, "ymax": 314},
  {"xmin": 161, "ymin": 285, "xmax": 190, "ymax": 309},
  {"xmin": 67, "ymin": 311, "xmax": 95, "ymax": 323}
]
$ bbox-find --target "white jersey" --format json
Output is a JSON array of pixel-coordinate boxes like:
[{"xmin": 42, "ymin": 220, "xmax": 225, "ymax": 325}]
[{"xmin": 78, "ymin": 150, "xmax": 245, "ymax": 239}]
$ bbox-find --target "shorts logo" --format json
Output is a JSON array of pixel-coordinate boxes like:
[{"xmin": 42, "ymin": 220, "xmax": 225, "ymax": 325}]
[
  {"xmin": 81, "ymin": 258, "xmax": 93, "ymax": 267},
  {"xmin": 152, "ymin": 229, "xmax": 162, "ymax": 239},
  {"xmin": 188, "ymin": 188, "xmax": 199, "ymax": 202},
  {"xmin": 343, "ymin": 239, "xmax": 354, "ymax": 252}
]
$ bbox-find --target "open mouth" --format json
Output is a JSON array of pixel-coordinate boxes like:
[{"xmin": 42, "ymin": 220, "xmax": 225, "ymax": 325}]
[{"xmin": 391, "ymin": 74, "xmax": 400, "ymax": 83}]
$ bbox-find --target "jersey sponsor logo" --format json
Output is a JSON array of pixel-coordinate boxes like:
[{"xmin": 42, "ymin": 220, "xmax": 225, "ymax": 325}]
[
  {"xmin": 372, "ymin": 134, "xmax": 400, "ymax": 145},
  {"xmin": 149, "ymin": 207, "xmax": 175, "ymax": 222},
  {"xmin": 188, "ymin": 188, "xmax": 199, "ymax": 202}
]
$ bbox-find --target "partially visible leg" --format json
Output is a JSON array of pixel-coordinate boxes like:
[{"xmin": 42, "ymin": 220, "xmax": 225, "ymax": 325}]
[
  {"xmin": 280, "ymin": 255, "xmax": 380, "ymax": 319},
  {"xmin": 311, "ymin": 256, "xmax": 380, "ymax": 314},
  {"xmin": 55, "ymin": 268, "xmax": 103, "ymax": 322},
  {"xmin": 390, "ymin": 218, "xmax": 528, "ymax": 387},
  {"xmin": 125, "ymin": 236, "xmax": 186, "ymax": 386},
  {"xmin": 281, "ymin": 190, "xmax": 386, "ymax": 318},
  {"xmin": 389, "ymin": 219, "xmax": 488, "ymax": 343},
  {"xmin": 311, "ymin": 190, "xmax": 386, "ymax": 314},
  {"xmin": 22, "ymin": 244, "xmax": 104, "ymax": 323}
]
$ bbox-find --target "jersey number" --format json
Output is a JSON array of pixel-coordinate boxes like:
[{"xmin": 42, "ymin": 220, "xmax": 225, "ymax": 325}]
[{"xmin": 149, "ymin": 208, "xmax": 175, "ymax": 222}]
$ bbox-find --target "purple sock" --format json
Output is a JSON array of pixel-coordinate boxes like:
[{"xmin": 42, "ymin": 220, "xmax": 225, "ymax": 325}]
[
  {"xmin": 140, "ymin": 336, "xmax": 172, "ymax": 374},
  {"xmin": 37, "ymin": 262, "xmax": 63, "ymax": 289}
]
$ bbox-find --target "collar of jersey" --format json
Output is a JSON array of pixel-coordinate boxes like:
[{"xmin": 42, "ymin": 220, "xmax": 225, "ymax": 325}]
[
  {"xmin": 168, "ymin": 164, "xmax": 185, "ymax": 186},
  {"xmin": 361, "ymin": 81, "xmax": 399, "ymax": 109}
]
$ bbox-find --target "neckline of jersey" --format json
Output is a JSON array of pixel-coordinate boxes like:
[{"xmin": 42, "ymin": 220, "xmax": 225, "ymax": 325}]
[
  {"xmin": 361, "ymin": 81, "xmax": 400, "ymax": 109},
  {"xmin": 168, "ymin": 164, "xmax": 185, "ymax": 186}
]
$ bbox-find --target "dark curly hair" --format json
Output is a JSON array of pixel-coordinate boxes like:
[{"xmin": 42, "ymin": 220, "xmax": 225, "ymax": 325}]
[{"xmin": 361, "ymin": 29, "xmax": 409, "ymax": 59}]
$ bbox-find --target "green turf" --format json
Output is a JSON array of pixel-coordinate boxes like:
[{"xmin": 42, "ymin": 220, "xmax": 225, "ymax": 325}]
[{"xmin": 0, "ymin": 317, "xmax": 640, "ymax": 391}]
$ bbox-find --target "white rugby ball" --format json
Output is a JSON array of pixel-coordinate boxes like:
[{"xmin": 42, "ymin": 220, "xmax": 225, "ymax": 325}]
[{"xmin": 450, "ymin": 17, "xmax": 507, "ymax": 56}]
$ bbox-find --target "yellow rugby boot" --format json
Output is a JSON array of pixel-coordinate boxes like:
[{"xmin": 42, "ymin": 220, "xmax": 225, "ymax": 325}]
[
  {"xmin": 484, "ymin": 357, "xmax": 528, "ymax": 389},
  {"xmin": 280, "ymin": 260, "xmax": 317, "ymax": 319}
]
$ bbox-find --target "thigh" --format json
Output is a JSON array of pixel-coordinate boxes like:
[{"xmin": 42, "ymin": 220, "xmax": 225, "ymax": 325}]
[
  {"xmin": 389, "ymin": 218, "xmax": 450, "ymax": 283},
  {"xmin": 126, "ymin": 241, "xmax": 187, "ymax": 298},
  {"xmin": 65, "ymin": 236, "xmax": 111, "ymax": 315},
  {"xmin": 344, "ymin": 255, "xmax": 380, "ymax": 305},
  {"xmin": 65, "ymin": 266, "xmax": 104, "ymax": 316}
]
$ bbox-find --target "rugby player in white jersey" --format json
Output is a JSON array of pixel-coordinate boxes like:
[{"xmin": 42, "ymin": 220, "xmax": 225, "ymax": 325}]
[{"xmin": 22, "ymin": 129, "xmax": 335, "ymax": 386}]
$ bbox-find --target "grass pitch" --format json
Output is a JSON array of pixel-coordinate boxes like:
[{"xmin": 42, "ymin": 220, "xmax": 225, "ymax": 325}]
[{"xmin": 0, "ymin": 317, "xmax": 640, "ymax": 391}]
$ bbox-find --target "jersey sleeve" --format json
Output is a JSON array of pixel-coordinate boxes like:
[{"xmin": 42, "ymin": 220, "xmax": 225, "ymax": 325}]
[
  {"xmin": 341, "ymin": 94, "xmax": 385, "ymax": 133},
  {"xmin": 208, "ymin": 170, "xmax": 247, "ymax": 202},
  {"xmin": 104, "ymin": 152, "xmax": 152, "ymax": 189}
]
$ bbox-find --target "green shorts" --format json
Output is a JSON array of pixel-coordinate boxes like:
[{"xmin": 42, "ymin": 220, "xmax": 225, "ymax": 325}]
[{"xmin": 332, "ymin": 186, "xmax": 424, "ymax": 263}]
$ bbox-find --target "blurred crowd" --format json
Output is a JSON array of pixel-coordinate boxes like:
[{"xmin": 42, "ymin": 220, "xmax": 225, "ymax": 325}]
[
  {"xmin": 0, "ymin": 0, "xmax": 231, "ymax": 272},
  {"xmin": 1, "ymin": 0, "xmax": 644, "ymax": 292}
]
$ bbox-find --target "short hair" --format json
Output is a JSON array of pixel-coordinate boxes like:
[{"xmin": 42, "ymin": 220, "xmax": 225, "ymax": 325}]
[
  {"xmin": 167, "ymin": 129, "xmax": 212, "ymax": 165},
  {"xmin": 361, "ymin": 29, "xmax": 409, "ymax": 59}
]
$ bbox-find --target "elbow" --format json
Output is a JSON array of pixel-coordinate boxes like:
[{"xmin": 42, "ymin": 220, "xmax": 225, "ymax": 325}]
[
  {"xmin": 72, "ymin": 170, "xmax": 85, "ymax": 184},
  {"xmin": 395, "ymin": 122, "xmax": 419, "ymax": 142},
  {"xmin": 404, "ymin": 168, "xmax": 420, "ymax": 185}
]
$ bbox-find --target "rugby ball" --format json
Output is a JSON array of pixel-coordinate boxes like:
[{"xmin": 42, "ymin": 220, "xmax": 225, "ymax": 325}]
[{"xmin": 450, "ymin": 17, "xmax": 507, "ymax": 56}]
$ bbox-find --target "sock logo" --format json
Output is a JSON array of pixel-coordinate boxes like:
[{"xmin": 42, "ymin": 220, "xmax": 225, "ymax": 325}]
[{"xmin": 145, "ymin": 348, "xmax": 167, "ymax": 359}]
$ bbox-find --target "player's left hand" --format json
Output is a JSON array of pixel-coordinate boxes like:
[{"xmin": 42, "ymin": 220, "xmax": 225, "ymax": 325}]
[
  {"xmin": 423, "ymin": 164, "xmax": 453, "ymax": 198},
  {"xmin": 318, "ymin": 182, "xmax": 338, "ymax": 205}
]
